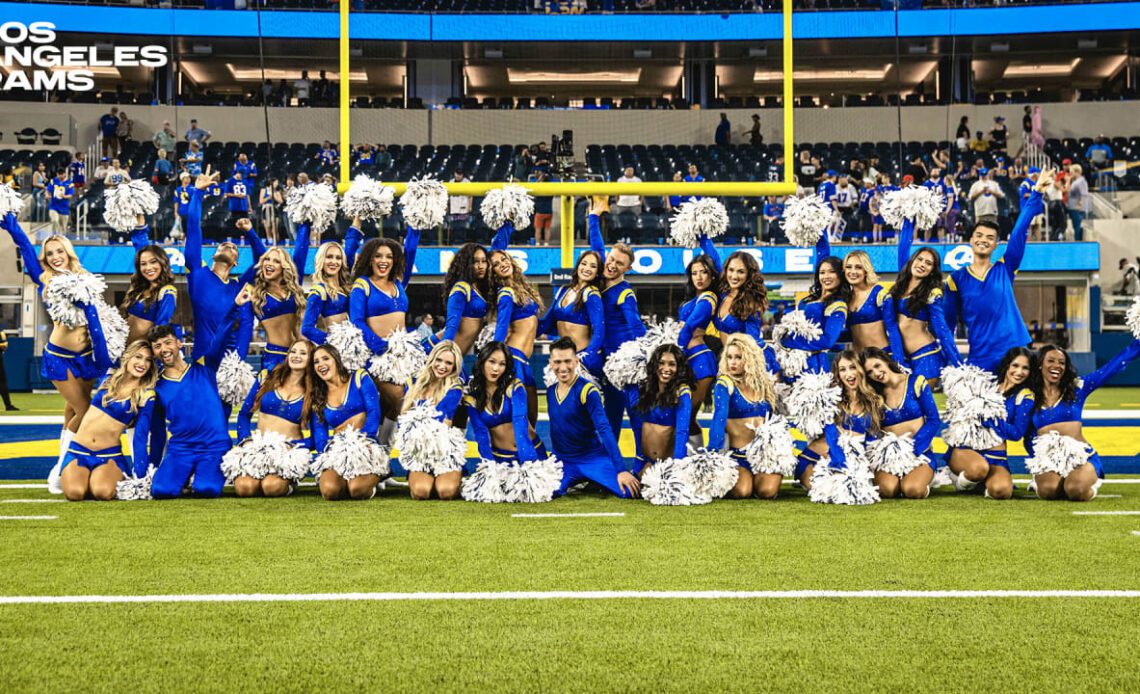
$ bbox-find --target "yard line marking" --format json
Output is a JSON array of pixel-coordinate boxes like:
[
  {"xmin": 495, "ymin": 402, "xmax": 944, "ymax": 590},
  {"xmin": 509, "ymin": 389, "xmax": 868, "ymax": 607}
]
[
  {"xmin": 3, "ymin": 590, "xmax": 1140, "ymax": 606},
  {"xmin": 0, "ymin": 515, "xmax": 57, "ymax": 521},
  {"xmin": 1072, "ymin": 511, "xmax": 1140, "ymax": 516},
  {"xmin": 1, "ymin": 499, "xmax": 64, "ymax": 503},
  {"xmin": 1132, "ymin": 531, "xmax": 1140, "ymax": 537},
  {"xmin": 0, "ymin": 484, "xmax": 48, "ymax": 489},
  {"xmin": 512, "ymin": 512, "xmax": 625, "ymax": 518},
  {"xmin": 1012, "ymin": 478, "xmax": 1140, "ymax": 485},
  {"xmin": 1098, "ymin": 495, "xmax": 1123, "ymax": 499}
]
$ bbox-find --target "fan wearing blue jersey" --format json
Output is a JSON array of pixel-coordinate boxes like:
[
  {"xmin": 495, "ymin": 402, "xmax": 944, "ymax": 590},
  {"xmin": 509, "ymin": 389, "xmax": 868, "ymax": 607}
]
[
  {"xmin": 625, "ymin": 344, "xmax": 693, "ymax": 476},
  {"xmin": 942, "ymin": 170, "xmax": 1049, "ymax": 373},
  {"xmin": 538, "ymin": 250, "xmax": 606, "ymax": 375},
  {"xmin": 588, "ymin": 212, "xmax": 647, "ymax": 435},
  {"xmin": 489, "ymin": 248, "xmax": 544, "ymax": 427},
  {"xmin": 547, "ymin": 338, "xmax": 640, "ymax": 499},
  {"xmin": 424, "ymin": 243, "xmax": 491, "ymax": 357},
  {"xmin": 299, "ymin": 220, "xmax": 363, "ymax": 344}
]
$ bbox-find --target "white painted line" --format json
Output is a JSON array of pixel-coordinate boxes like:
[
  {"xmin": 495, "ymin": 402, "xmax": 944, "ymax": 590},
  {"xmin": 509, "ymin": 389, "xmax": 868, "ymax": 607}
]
[
  {"xmin": 512, "ymin": 512, "xmax": 625, "ymax": 519},
  {"xmin": 1072, "ymin": 511, "xmax": 1140, "ymax": 516},
  {"xmin": 0, "ymin": 484, "xmax": 48, "ymax": 489},
  {"xmin": 1098, "ymin": 495, "xmax": 1123, "ymax": 499},
  {"xmin": 1, "ymin": 499, "xmax": 64, "ymax": 504},
  {"xmin": 1132, "ymin": 531, "xmax": 1140, "ymax": 537},
  {"xmin": 1012, "ymin": 479, "xmax": 1140, "ymax": 485},
  {"xmin": 2, "ymin": 589, "xmax": 1140, "ymax": 606},
  {"xmin": 0, "ymin": 515, "xmax": 57, "ymax": 521},
  {"xmin": 0, "ymin": 415, "xmax": 65, "ymax": 425}
]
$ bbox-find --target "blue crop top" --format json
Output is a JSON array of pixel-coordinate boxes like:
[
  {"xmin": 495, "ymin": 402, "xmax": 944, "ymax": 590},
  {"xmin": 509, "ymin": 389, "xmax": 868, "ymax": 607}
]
[
  {"xmin": 493, "ymin": 286, "xmax": 540, "ymax": 342},
  {"xmin": 310, "ymin": 369, "xmax": 381, "ymax": 452},
  {"xmin": 298, "ymin": 223, "xmax": 363, "ymax": 344},
  {"xmin": 347, "ymin": 226, "xmax": 420, "ymax": 353},
  {"xmin": 984, "ymin": 388, "xmax": 1035, "ymax": 444},
  {"xmin": 848, "ymin": 284, "xmax": 886, "ymax": 326},
  {"xmin": 1030, "ymin": 340, "xmax": 1140, "ymax": 431},
  {"xmin": 678, "ymin": 291, "xmax": 718, "ymax": 347},
  {"xmin": 237, "ymin": 370, "xmax": 307, "ymax": 440},
  {"xmin": 465, "ymin": 381, "xmax": 539, "ymax": 461},
  {"xmin": 784, "ymin": 297, "xmax": 849, "ymax": 354},
  {"xmin": 441, "ymin": 280, "xmax": 490, "ymax": 343},
  {"xmin": 882, "ymin": 286, "xmax": 962, "ymax": 367},
  {"xmin": 91, "ymin": 378, "xmax": 155, "ymax": 428},
  {"xmin": 707, "ymin": 375, "xmax": 774, "ymax": 450},
  {"xmin": 881, "ymin": 373, "xmax": 942, "ymax": 454},
  {"xmin": 538, "ymin": 285, "xmax": 605, "ymax": 362},
  {"xmin": 403, "ymin": 380, "xmax": 465, "ymax": 422},
  {"xmin": 624, "ymin": 384, "xmax": 692, "ymax": 461}
]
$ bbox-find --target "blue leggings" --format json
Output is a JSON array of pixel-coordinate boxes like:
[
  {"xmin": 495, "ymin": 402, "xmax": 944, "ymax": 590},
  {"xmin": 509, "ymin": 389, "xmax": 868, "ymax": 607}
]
[
  {"xmin": 151, "ymin": 442, "xmax": 230, "ymax": 499},
  {"xmin": 685, "ymin": 343, "xmax": 718, "ymax": 381},
  {"xmin": 555, "ymin": 454, "xmax": 632, "ymax": 498}
]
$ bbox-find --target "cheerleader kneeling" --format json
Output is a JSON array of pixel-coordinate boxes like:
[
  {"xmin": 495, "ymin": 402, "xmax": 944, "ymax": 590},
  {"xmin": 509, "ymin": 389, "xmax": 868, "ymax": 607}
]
[{"xmin": 395, "ymin": 340, "xmax": 467, "ymax": 501}]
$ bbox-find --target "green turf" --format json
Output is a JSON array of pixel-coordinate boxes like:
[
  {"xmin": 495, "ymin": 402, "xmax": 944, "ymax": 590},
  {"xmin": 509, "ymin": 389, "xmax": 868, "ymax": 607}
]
[{"xmin": 2, "ymin": 482, "xmax": 1139, "ymax": 691}]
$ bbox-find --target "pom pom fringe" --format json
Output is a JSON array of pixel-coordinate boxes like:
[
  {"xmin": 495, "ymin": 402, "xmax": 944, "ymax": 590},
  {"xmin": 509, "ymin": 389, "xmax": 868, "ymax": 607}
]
[
  {"xmin": 285, "ymin": 182, "xmax": 339, "ymax": 233},
  {"xmin": 771, "ymin": 310, "xmax": 822, "ymax": 379},
  {"xmin": 1024, "ymin": 432, "xmax": 1091, "ymax": 478},
  {"xmin": 393, "ymin": 403, "xmax": 468, "ymax": 476},
  {"xmin": 602, "ymin": 320, "xmax": 682, "ymax": 389},
  {"xmin": 399, "ymin": 177, "xmax": 449, "ymax": 230},
  {"xmin": 808, "ymin": 459, "xmax": 880, "ymax": 506},
  {"xmin": 368, "ymin": 328, "xmax": 428, "ymax": 384},
  {"xmin": 216, "ymin": 351, "xmax": 256, "ymax": 409},
  {"xmin": 43, "ymin": 273, "xmax": 107, "ymax": 328},
  {"xmin": 115, "ymin": 468, "xmax": 154, "ymax": 501},
  {"xmin": 744, "ymin": 415, "xmax": 798, "ymax": 476},
  {"xmin": 0, "ymin": 183, "xmax": 22, "ymax": 219},
  {"xmin": 783, "ymin": 370, "xmax": 841, "ymax": 442},
  {"xmin": 868, "ymin": 432, "xmax": 930, "ymax": 477},
  {"xmin": 461, "ymin": 460, "xmax": 513, "ymax": 503},
  {"xmin": 103, "ymin": 180, "xmax": 160, "ymax": 232},
  {"xmin": 542, "ymin": 354, "xmax": 597, "ymax": 388},
  {"xmin": 640, "ymin": 459, "xmax": 712, "ymax": 506},
  {"xmin": 473, "ymin": 322, "xmax": 496, "ymax": 352},
  {"xmin": 481, "ymin": 184, "xmax": 535, "ymax": 231},
  {"xmin": 222, "ymin": 430, "xmax": 310, "ymax": 481},
  {"xmin": 326, "ymin": 320, "xmax": 372, "ymax": 372},
  {"xmin": 940, "ymin": 364, "xmax": 1006, "ymax": 450},
  {"xmin": 668, "ymin": 198, "xmax": 728, "ymax": 248},
  {"xmin": 503, "ymin": 455, "xmax": 563, "ymax": 503},
  {"xmin": 1126, "ymin": 297, "xmax": 1140, "ymax": 341},
  {"xmin": 340, "ymin": 175, "xmax": 395, "ymax": 221},
  {"xmin": 781, "ymin": 195, "xmax": 831, "ymax": 247},
  {"xmin": 880, "ymin": 185, "xmax": 945, "ymax": 232},
  {"xmin": 311, "ymin": 426, "xmax": 390, "ymax": 480},
  {"xmin": 95, "ymin": 301, "xmax": 129, "ymax": 364},
  {"xmin": 683, "ymin": 449, "xmax": 739, "ymax": 498}
]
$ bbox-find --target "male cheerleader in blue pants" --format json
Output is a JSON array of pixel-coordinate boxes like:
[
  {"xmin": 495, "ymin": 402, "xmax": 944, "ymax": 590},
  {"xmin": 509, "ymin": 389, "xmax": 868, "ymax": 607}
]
[{"xmin": 547, "ymin": 338, "xmax": 641, "ymax": 499}]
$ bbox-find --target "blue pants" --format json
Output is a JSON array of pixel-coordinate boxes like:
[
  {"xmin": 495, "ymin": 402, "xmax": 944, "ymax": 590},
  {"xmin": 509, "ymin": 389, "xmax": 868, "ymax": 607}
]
[
  {"xmin": 42, "ymin": 342, "xmax": 102, "ymax": 382},
  {"xmin": 967, "ymin": 344, "xmax": 1028, "ymax": 375},
  {"xmin": 907, "ymin": 342, "xmax": 946, "ymax": 380},
  {"xmin": 509, "ymin": 347, "xmax": 536, "ymax": 388},
  {"xmin": 602, "ymin": 380, "xmax": 633, "ymax": 441},
  {"xmin": 67, "ymin": 442, "xmax": 130, "ymax": 476},
  {"xmin": 261, "ymin": 342, "xmax": 289, "ymax": 373},
  {"xmin": 151, "ymin": 442, "xmax": 230, "ymax": 499},
  {"xmin": 555, "ymin": 454, "xmax": 632, "ymax": 498}
]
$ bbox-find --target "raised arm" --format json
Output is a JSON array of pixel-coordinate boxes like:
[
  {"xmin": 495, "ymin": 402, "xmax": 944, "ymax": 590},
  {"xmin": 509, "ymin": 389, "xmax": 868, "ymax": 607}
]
[
  {"xmin": 493, "ymin": 288, "xmax": 516, "ymax": 343},
  {"xmin": 584, "ymin": 383, "xmax": 629, "ymax": 472},
  {"xmin": 673, "ymin": 387, "xmax": 693, "ymax": 459},
  {"xmin": 1003, "ymin": 190, "xmax": 1043, "ymax": 274},
  {"xmin": 897, "ymin": 218, "xmax": 914, "ymax": 269},
  {"xmin": 706, "ymin": 378, "xmax": 731, "ymax": 451},
  {"xmin": 437, "ymin": 385, "xmax": 464, "ymax": 423},
  {"xmin": 184, "ymin": 188, "xmax": 204, "ymax": 271},
  {"xmin": 358, "ymin": 372, "xmax": 382, "ymax": 440},
  {"xmin": 815, "ymin": 230, "xmax": 831, "ymax": 262},
  {"xmin": 153, "ymin": 285, "xmax": 177, "ymax": 327},
  {"xmin": 349, "ymin": 280, "xmax": 390, "ymax": 354},
  {"xmin": 928, "ymin": 290, "xmax": 962, "ymax": 367},
  {"xmin": 698, "ymin": 234, "xmax": 722, "ymax": 273},
  {"xmin": 79, "ymin": 301, "xmax": 113, "ymax": 372},
  {"xmin": 510, "ymin": 384, "xmax": 539, "ymax": 462},
  {"xmin": 1, "ymin": 213, "xmax": 44, "ymax": 287},
  {"xmin": 401, "ymin": 225, "xmax": 420, "ymax": 288},
  {"xmin": 291, "ymin": 222, "xmax": 311, "ymax": 276},
  {"xmin": 130, "ymin": 222, "xmax": 151, "ymax": 253},
  {"xmin": 236, "ymin": 378, "xmax": 260, "ymax": 441},
  {"xmin": 301, "ymin": 285, "xmax": 327, "ymax": 344},
  {"xmin": 782, "ymin": 303, "xmax": 848, "ymax": 351},
  {"xmin": 913, "ymin": 377, "xmax": 942, "ymax": 455},
  {"xmin": 588, "ymin": 213, "xmax": 606, "ymax": 256},
  {"xmin": 881, "ymin": 295, "xmax": 909, "ymax": 366},
  {"xmin": 1080, "ymin": 339, "xmax": 1140, "ymax": 396},
  {"xmin": 441, "ymin": 282, "xmax": 471, "ymax": 342},
  {"xmin": 344, "ymin": 225, "xmax": 363, "ymax": 267},
  {"xmin": 491, "ymin": 222, "xmax": 514, "ymax": 252}
]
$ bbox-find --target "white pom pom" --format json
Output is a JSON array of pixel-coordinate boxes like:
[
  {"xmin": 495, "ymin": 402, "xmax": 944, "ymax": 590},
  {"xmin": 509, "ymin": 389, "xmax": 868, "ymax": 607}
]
[
  {"xmin": 867, "ymin": 432, "xmax": 929, "ymax": 477},
  {"xmin": 311, "ymin": 425, "xmax": 390, "ymax": 480},
  {"xmin": 394, "ymin": 403, "xmax": 468, "ymax": 476},
  {"xmin": 542, "ymin": 354, "xmax": 597, "ymax": 388},
  {"xmin": 285, "ymin": 182, "xmax": 339, "ymax": 233},
  {"xmin": 783, "ymin": 370, "xmax": 841, "ymax": 442},
  {"xmin": 367, "ymin": 328, "xmax": 428, "ymax": 384},
  {"xmin": 115, "ymin": 468, "xmax": 154, "ymax": 501},
  {"xmin": 215, "ymin": 351, "xmax": 256, "ymax": 408},
  {"xmin": 1126, "ymin": 297, "xmax": 1140, "ymax": 341},
  {"xmin": 481, "ymin": 184, "xmax": 535, "ymax": 231},
  {"xmin": 782, "ymin": 195, "xmax": 831, "ymax": 247},
  {"xmin": 1024, "ymin": 432, "xmax": 1091, "ymax": 478},
  {"xmin": 682, "ymin": 449, "xmax": 738, "ymax": 498},
  {"xmin": 744, "ymin": 415, "xmax": 798, "ymax": 476},
  {"xmin": 103, "ymin": 180, "xmax": 160, "ymax": 232},
  {"xmin": 808, "ymin": 454, "xmax": 880, "ymax": 506},
  {"xmin": 461, "ymin": 459, "xmax": 514, "ymax": 503},
  {"xmin": 43, "ymin": 273, "xmax": 106, "ymax": 327},
  {"xmin": 221, "ymin": 430, "xmax": 309, "ymax": 481},
  {"xmin": 640, "ymin": 459, "xmax": 712, "ymax": 506},
  {"xmin": 95, "ymin": 302, "xmax": 129, "ymax": 364},
  {"xmin": 473, "ymin": 322, "xmax": 496, "ymax": 352},
  {"xmin": 668, "ymin": 198, "xmax": 728, "ymax": 248},
  {"xmin": 940, "ymin": 364, "xmax": 1006, "ymax": 450},
  {"xmin": 399, "ymin": 177, "xmax": 449, "ymax": 230},
  {"xmin": 880, "ymin": 185, "xmax": 945, "ymax": 232},
  {"xmin": 325, "ymin": 320, "xmax": 372, "ymax": 371},
  {"xmin": 0, "ymin": 184, "xmax": 22, "ymax": 219},
  {"xmin": 340, "ymin": 175, "xmax": 395, "ymax": 222},
  {"xmin": 503, "ymin": 455, "xmax": 563, "ymax": 503},
  {"xmin": 602, "ymin": 320, "xmax": 682, "ymax": 389},
  {"xmin": 771, "ymin": 310, "xmax": 823, "ymax": 379}
]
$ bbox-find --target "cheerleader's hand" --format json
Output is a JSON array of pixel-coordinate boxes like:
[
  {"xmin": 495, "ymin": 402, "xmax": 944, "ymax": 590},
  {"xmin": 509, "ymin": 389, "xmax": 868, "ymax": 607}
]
[
  {"xmin": 1034, "ymin": 168, "xmax": 1056, "ymax": 192},
  {"xmin": 235, "ymin": 285, "xmax": 252, "ymax": 307},
  {"xmin": 235, "ymin": 218, "xmax": 253, "ymax": 233},
  {"xmin": 194, "ymin": 166, "xmax": 220, "ymax": 190},
  {"xmin": 617, "ymin": 471, "xmax": 641, "ymax": 499},
  {"xmin": 581, "ymin": 350, "xmax": 603, "ymax": 374}
]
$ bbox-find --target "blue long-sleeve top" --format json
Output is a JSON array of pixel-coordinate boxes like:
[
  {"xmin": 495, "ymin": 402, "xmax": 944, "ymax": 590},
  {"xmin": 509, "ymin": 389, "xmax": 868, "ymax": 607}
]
[
  {"xmin": 985, "ymin": 388, "xmax": 1036, "ymax": 443},
  {"xmin": 942, "ymin": 191, "xmax": 1043, "ymax": 372},
  {"xmin": 678, "ymin": 291, "xmax": 717, "ymax": 348},
  {"xmin": 127, "ymin": 224, "xmax": 177, "ymax": 326},
  {"xmin": 782, "ymin": 297, "xmax": 848, "ymax": 352},
  {"xmin": 881, "ymin": 287, "xmax": 962, "ymax": 367},
  {"xmin": 493, "ymin": 286, "xmax": 540, "ymax": 343},
  {"xmin": 3, "ymin": 213, "xmax": 46, "ymax": 291},
  {"xmin": 465, "ymin": 381, "xmax": 539, "ymax": 461},
  {"xmin": 624, "ymin": 383, "xmax": 692, "ymax": 461},
  {"xmin": 77, "ymin": 301, "xmax": 112, "ymax": 372},
  {"xmin": 492, "ymin": 221, "xmax": 514, "ymax": 251},
  {"xmin": 403, "ymin": 380, "xmax": 465, "ymax": 422},
  {"xmin": 547, "ymin": 376, "xmax": 629, "ymax": 473},
  {"xmin": 538, "ymin": 285, "xmax": 605, "ymax": 361},
  {"xmin": 299, "ymin": 225, "xmax": 364, "ymax": 343},
  {"xmin": 441, "ymin": 280, "xmax": 489, "ymax": 343},
  {"xmin": 707, "ymin": 374, "xmax": 773, "ymax": 451},
  {"xmin": 1030, "ymin": 339, "xmax": 1140, "ymax": 432},
  {"xmin": 236, "ymin": 369, "xmax": 307, "ymax": 441},
  {"xmin": 588, "ymin": 214, "xmax": 646, "ymax": 353},
  {"xmin": 348, "ymin": 225, "xmax": 420, "ymax": 353},
  {"xmin": 310, "ymin": 369, "xmax": 381, "ymax": 453},
  {"xmin": 881, "ymin": 373, "xmax": 942, "ymax": 455}
]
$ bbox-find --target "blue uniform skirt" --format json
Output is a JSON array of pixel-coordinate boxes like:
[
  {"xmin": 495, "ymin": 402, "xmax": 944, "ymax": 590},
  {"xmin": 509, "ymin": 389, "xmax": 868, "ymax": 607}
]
[
  {"xmin": 943, "ymin": 447, "xmax": 1009, "ymax": 471},
  {"xmin": 67, "ymin": 442, "xmax": 130, "ymax": 475},
  {"xmin": 42, "ymin": 343, "xmax": 102, "ymax": 382},
  {"xmin": 685, "ymin": 343, "xmax": 718, "ymax": 381},
  {"xmin": 907, "ymin": 342, "xmax": 947, "ymax": 380},
  {"xmin": 262, "ymin": 342, "xmax": 289, "ymax": 373},
  {"xmin": 509, "ymin": 347, "xmax": 536, "ymax": 388}
]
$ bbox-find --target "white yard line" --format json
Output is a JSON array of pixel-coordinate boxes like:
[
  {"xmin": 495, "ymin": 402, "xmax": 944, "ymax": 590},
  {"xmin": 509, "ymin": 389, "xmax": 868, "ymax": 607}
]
[
  {"xmin": 0, "ymin": 484, "xmax": 48, "ymax": 489},
  {"xmin": 0, "ymin": 515, "xmax": 57, "ymax": 521},
  {"xmin": 512, "ymin": 513, "xmax": 625, "ymax": 518},
  {"xmin": 1, "ymin": 499, "xmax": 64, "ymax": 503},
  {"xmin": 1098, "ymin": 495, "xmax": 1123, "ymax": 499},
  {"xmin": 2, "ymin": 589, "xmax": 1140, "ymax": 606},
  {"xmin": 1072, "ymin": 511, "xmax": 1140, "ymax": 516}
]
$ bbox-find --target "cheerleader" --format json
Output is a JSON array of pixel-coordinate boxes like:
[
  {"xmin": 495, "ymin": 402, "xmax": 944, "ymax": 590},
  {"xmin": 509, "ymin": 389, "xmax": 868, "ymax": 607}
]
[
  {"xmin": 2, "ymin": 213, "xmax": 102, "ymax": 492},
  {"xmin": 1027, "ymin": 339, "xmax": 1140, "ymax": 502},
  {"xmin": 883, "ymin": 227, "xmax": 962, "ymax": 384},
  {"xmin": 861, "ymin": 347, "xmax": 941, "ymax": 498},
  {"xmin": 676, "ymin": 237, "xmax": 721, "ymax": 447},
  {"xmin": 237, "ymin": 246, "xmax": 307, "ymax": 372},
  {"xmin": 779, "ymin": 255, "xmax": 851, "ymax": 374},
  {"xmin": 714, "ymin": 251, "xmax": 781, "ymax": 374},
  {"xmin": 538, "ymin": 250, "xmax": 606, "ymax": 374},
  {"xmin": 400, "ymin": 340, "xmax": 466, "ymax": 501},
  {"xmin": 625, "ymin": 344, "xmax": 693, "ymax": 476},
  {"xmin": 944, "ymin": 346, "xmax": 1035, "ymax": 500},
  {"xmin": 425, "ymin": 242, "xmax": 490, "ymax": 355},
  {"xmin": 310, "ymin": 344, "xmax": 385, "ymax": 501},
  {"xmin": 795, "ymin": 349, "xmax": 881, "ymax": 488},
  {"xmin": 299, "ymin": 219, "xmax": 363, "ymax": 344},
  {"xmin": 489, "ymin": 248, "xmax": 544, "ymax": 426},
  {"xmin": 61, "ymin": 338, "xmax": 156, "ymax": 501},
  {"xmin": 124, "ymin": 215, "xmax": 177, "ymax": 345},
  {"xmin": 466, "ymin": 341, "xmax": 547, "ymax": 463},
  {"xmin": 229, "ymin": 339, "xmax": 316, "ymax": 498},
  {"xmin": 707, "ymin": 334, "xmax": 784, "ymax": 499},
  {"xmin": 842, "ymin": 251, "xmax": 890, "ymax": 353}
]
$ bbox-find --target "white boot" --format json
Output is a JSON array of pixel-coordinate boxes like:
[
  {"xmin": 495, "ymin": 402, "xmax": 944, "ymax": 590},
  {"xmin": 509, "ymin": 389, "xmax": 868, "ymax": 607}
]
[
  {"xmin": 952, "ymin": 470, "xmax": 980, "ymax": 492},
  {"xmin": 48, "ymin": 429, "xmax": 73, "ymax": 494}
]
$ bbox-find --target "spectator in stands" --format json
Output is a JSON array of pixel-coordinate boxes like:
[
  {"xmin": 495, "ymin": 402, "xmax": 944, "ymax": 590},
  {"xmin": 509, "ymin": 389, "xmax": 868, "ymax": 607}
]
[
  {"xmin": 104, "ymin": 158, "xmax": 130, "ymax": 189},
  {"xmin": 534, "ymin": 142, "xmax": 552, "ymax": 173},
  {"xmin": 355, "ymin": 143, "xmax": 376, "ymax": 173},
  {"xmin": 866, "ymin": 155, "xmax": 881, "ymax": 184},
  {"xmin": 993, "ymin": 157, "xmax": 1010, "ymax": 188},
  {"xmin": 1066, "ymin": 164, "xmax": 1089, "ymax": 241},
  {"xmin": 92, "ymin": 157, "xmax": 109, "ymax": 183},
  {"xmin": 748, "ymin": 114, "xmax": 763, "ymax": 147},
  {"xmin": 818, "ymin": 169, "xmax": 838, "ymax": 237},
  {"xmin": 261, "ymin": 178, "xmax": 283, "ymax": 245},
  {"xmin": 99, "ymin": 107, "xmax": 120, "ymax": 159},
  {"xmin": 968, "ymin": 168, "xmax": 1004, "ymax": 228},
  {"xmin": 153, "ymin": 120, "xmax": 176, "ymax": 158},
  {"xmin": 795, "ymin": 149, "xmax": 817, "ymax": 182},
  {"xmin": 932, "ymin": 148, "xmax": 950, "ymax": 172},
  {"xmin": 224, "ymin": 171, "xmax": 251, "ymax": 229},
  {"xmin": 46, "ymin": 169, "xmax": 73, "ymax": 236},
  {"xmin": 31, "ymin": 162, "xmax": 48, "ymax": 223},
  {"xmin": 153, "ymin": 150, "xmax": 174, "ymax": 185},
  {"xmin": 762, "ymin": 196, "xmax": 785, "ymax": 245},
  {"xmin": 1018, "ymin": 167, "xmax": 1042, "ymax": 240},
  {"xmin": 1085, "ymin": 135, "xmax": 1113, "ymax": 190},
  {"xmin": 856, "ymin": 180, "xmax": 875, "ymax": 237},
  {"xmin": 69, "ymin": 152, "xmax": 86, "ymax": 192},
  {"xmin": 1118, "ymin": 258, "xmax": 1140, "ymax": 296},
  {"xmin": 1043, "ymin": 171, "xmax": 1066, "ymax": 241},
  {"xmin": 1016, "ymin": 106, "xmax": 1033, "ymax": 157},
  {"xmin": 767, "ymin": 154, "xmax": 784, "ymax": 183},
  {"xmin": 715, "ymin": 113, "xmax": 731, "ymax": 146},
  {"xmin": 955, "ymin": 115, "xmax": 970, "ymax": 150},
  {"xmin": 969, "ymin": 130, "xmax": 989, "ymax": 153},
  {"xmin": 942, "ymin": 174, "xmax": 961, "ymax": 240},
  {"xmin": 294, "ymin": 70, "xmax": 311, "ymax": 106},
  {"xmin": 415, "ymin": 315, "xmax": 435, "ymax": 341},
  {"xmin": 989, "ymin": 116, "xmax": 1008, "ymax": 155},
  {"xmin": 172, "ymin": 172, "xmax": 192, "ymax": 242},
  {"xmin": 316, "ymin": 141, "xmax": 338, "ymax": 170},
  {"xmin": 511, "ymin": 146, "xmax": 532, "ymax": 182},
  {"xmin": 0, "ymin": 329, "xmax": 16, "ymax": 411},
  {"xmin": 320, "ymin": 173, "xmax": 337, "ymax": 192},
  {"xmin": 182, "ymin": 140, "xmax": 203, "ymax": 177},
  {"xmin": 262, "ymin": 79, "xmax": 274, "ymax": 106},
  {"xmin": 277, "ymin": 79, "xmax": 292, "ymax": 106},
  {"xmin": 314, "ymin": 70, "xmax": 330, "ymax": 106},
  {"xmin": 683, "ymin": 163, "xmax": 704, "ymax": 203},
  {"xmin": 449, "ymin": 168, "xmax": 472, "ymax": 234},
  {"xmin": 612, "ymin": 166, "xmax": 643, "ymax": 220},
  {"xmin": 116, "ymin": 111, "xmax": 134, "ymax": 145},
  {"xmin": 666, "ymin": 171, "xmax": 684, "ymax": 213},
  {"xmin": 533, "ymin": 170, "xmax": 553, "ymax": 246},
  {"xmin": 185, "ymin": 119, "xmax": 211, "ymax": 146},
  {"xmin": 834, "ymin": 174, "xmax": 857, "ymax": 239},
  {"xmin": 234, "ymin": 153, "xmax": 258, "ymax": 191},
  {"xmin": 282, "ymin": 175, "xmax": 298, "ymax": 239},
  {"xmin": 1010, "ymin": 156, "xmax": 1028, "ymax": 179},
  {"xmin": 375, "ymin": 144, "xmax": 392, "ymax": 172}
]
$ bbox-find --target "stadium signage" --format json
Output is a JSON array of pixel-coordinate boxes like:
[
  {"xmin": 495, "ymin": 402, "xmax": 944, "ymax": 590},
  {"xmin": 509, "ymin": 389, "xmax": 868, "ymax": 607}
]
[{"xmin": 0, "ymin": 21, "xmax": 168, "ymax": 92}]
